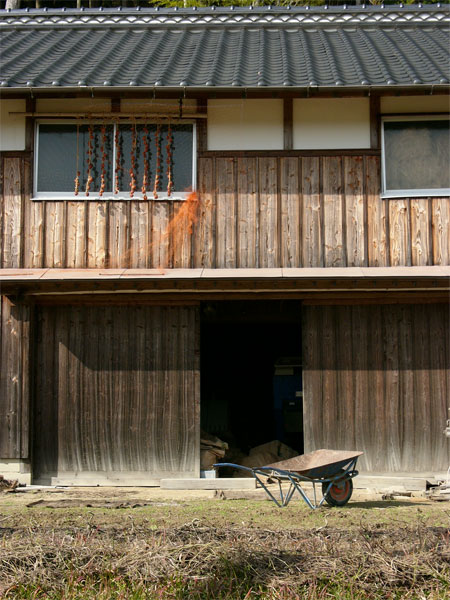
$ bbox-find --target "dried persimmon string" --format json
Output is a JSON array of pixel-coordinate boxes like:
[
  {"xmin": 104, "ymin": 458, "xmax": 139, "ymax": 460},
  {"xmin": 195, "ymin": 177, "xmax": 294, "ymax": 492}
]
[
  {"xmin": 74, "ymin": 122, "xmax": 80, "ymax": 196},
  {"xmin": 130, "ymin": 122, "xmax": 137, "ymax": 198},
  {"xmin": 166, "ymin": 121, "xmax": 173, "ymax": 197},
  {"xmin": 85, "ymin": 123, "xmax": 94, "ymax": 196},
  {"xmin": 141, "ymin": 123, "xmax": 150, "ymax": 201},
  {"xmin": 99, "ymin": 124, "xmax": 107, "ymax": 197},
  {"xmin": 154, "ymin": 123, "xmax": 161, "ymax": 200},
  {"xmin": 114, "ymin": 123, "xmax": 121, "ymax": 194}
]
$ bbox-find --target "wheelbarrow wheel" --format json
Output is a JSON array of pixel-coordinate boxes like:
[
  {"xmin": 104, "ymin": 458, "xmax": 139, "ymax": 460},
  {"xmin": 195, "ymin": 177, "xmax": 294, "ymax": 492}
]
[{"xmin": 322, "ymin": 473, "xmax": 353, "ymax": 507}]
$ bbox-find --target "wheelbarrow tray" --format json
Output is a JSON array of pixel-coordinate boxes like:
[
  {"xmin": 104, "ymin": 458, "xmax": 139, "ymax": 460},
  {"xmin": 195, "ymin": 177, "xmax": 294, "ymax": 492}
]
[
  {"xmin": 265, "ymin": 449, "xmax": 363, "ymax": 479},
  {"xmin": 214, "ymin": 448, "xmax": 363, "ymax": 509}
]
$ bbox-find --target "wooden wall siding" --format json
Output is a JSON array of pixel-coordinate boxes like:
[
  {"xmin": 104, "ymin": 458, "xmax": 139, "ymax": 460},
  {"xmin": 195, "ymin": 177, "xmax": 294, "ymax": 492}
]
[
  {"xmin": 302, "ymin": 304, "xmax": 450, "ymax": 473},
  {"xmin": 0, "ymin": 297, "xmax": 30, "ymax": 459},
  {"xmin": 1, "ymin": 154, "xmax": 449, "ymax": 269},
  {"xmin": 33, "ymin": 305, "xmax": 200, "ymax": 482}
]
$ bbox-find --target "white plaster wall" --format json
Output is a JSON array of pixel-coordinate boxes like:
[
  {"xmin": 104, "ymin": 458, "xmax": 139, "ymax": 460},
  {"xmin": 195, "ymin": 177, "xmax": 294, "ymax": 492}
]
[
  {"xmin": 207, "ymin": 99, "xmax": 284, "ymax": 150},
  {"xmin": 36, "ymin": 98, "xmax": 111, "ymax": 112},
  {"xmin": 293, "ymin": 98, "xmax": 370, "ymax": 149},
  {"xmin": 381, "ymin": 95, "xmax": 450, "ymax": 114},
  {"xmin": 0, "ymin": 99, "xmax": 26, "ymax": 150}
]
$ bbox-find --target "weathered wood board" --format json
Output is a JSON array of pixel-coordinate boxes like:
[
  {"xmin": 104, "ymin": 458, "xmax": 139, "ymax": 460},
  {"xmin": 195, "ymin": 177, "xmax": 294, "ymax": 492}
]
[
  {"xmin": 33, "ymin": 304, "xmax": 200, "ymax": 483},
  {"xmin": 0, "ymin": 297, "xmax": 30, "ymax": 458},
  {"xmin": 2, "ymin": 154, "xmax": 449, "ymax": 270},
  {"xmin": 302, "ymin": 303, "xmax": 450, "ymax": 473}
]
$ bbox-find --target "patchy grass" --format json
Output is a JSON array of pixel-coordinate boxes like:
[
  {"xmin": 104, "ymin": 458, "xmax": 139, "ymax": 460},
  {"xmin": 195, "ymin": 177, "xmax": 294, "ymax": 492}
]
[{"xmin": 0, "ymin": 492, "xmax": 449, "ymax": 599}]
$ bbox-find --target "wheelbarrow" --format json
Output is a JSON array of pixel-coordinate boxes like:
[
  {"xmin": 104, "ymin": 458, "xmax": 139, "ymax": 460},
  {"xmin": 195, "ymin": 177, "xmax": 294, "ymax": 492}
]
[{"xmin": 214, "ymin": 448, "xmax": 363, "ymax": 509}]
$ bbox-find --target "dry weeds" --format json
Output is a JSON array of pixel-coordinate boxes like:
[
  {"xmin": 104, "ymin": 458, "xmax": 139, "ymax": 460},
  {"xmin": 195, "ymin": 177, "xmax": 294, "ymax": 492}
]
[{"xmin": 0, "ymin": 510, "xmax": 449, "ymax": 598}]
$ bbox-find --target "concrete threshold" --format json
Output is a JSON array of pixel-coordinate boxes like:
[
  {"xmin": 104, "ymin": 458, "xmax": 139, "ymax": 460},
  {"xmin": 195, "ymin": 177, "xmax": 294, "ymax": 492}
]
[{"xmin": 160, "ymin": 478, "xmax": 257, "ymax": 490}]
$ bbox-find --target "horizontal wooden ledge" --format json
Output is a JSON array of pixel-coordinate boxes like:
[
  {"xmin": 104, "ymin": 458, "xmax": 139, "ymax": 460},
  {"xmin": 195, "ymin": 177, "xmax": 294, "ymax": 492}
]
[
  {"xmin": 1, "ymin": 267, "xmax": 449, "ymax": 298},
  {"xmin": 1, "ymin": 266, "xmax": 449, "ymax": 282}
]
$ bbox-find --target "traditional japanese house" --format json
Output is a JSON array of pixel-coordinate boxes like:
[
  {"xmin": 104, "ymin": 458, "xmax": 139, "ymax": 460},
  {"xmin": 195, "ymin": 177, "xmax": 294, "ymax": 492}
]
[{"xmin": 0, "ymin": 4, "xmax": 449, "ymax": 486}]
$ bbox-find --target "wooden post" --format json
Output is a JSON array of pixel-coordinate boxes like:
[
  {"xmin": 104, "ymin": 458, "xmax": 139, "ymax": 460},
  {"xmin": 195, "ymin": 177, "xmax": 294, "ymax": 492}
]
[
  {"xmin": 370, "ymin": 95, "xmax": 380, "ymax": 150},
  {"xmin": 283, "ymin": 98, "xmax": 293, "ymax": 151}
]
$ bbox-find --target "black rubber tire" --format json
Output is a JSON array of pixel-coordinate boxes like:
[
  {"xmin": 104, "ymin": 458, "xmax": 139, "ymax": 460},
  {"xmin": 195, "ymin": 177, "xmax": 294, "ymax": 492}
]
[{"xmin": 322, "ymin": 474, "xmax": 353, "ymax": 507}]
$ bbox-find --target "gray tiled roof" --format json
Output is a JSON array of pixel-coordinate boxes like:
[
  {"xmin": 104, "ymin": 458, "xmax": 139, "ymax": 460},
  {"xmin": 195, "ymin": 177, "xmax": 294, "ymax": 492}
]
[{"xmin": 0, "ymin": 5, "xmax": 449, "ymax": 90}]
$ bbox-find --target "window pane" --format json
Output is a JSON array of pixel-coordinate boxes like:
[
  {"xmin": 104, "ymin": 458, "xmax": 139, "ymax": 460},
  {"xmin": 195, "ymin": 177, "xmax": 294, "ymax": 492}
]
[
  {"xmin": 384, "ymin": 120, "xmax": 450, "ymax": 191},
  {"xmin": 117, "ymin": 124, "xmax": 193, "ymax": 195},
  {"xmin": 37, "ymin": 124, "xmax": 113, "ymax": 194}
]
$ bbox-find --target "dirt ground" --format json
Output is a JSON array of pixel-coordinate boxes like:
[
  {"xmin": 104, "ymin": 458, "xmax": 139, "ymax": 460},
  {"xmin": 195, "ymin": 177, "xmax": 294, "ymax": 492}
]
[{"xmin": 0, "ymin": 485, "xmax": 449, "ymax": 599}]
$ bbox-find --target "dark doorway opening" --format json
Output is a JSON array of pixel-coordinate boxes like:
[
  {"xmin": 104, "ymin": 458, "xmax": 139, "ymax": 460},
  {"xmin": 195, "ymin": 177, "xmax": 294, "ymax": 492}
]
[{"xmin": 200, "ymin": 300, "xmax": 303, "ymax": 462}]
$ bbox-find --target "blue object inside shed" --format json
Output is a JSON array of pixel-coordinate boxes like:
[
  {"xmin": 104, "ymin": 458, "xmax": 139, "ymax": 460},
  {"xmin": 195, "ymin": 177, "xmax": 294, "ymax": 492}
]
[{"xmin": 273, "ymin": 357, "xmax": 303, "ymax": 451}]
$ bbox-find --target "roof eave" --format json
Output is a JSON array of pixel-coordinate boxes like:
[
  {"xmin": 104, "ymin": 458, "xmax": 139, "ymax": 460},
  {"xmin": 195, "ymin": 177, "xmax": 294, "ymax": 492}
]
[{"xmin": 2, "ymin": 84, "xmax": 450, "ymax": 97}]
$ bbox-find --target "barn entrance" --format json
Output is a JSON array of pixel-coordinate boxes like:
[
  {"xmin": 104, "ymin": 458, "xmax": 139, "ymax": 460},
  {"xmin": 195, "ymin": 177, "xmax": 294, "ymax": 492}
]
[{"xmin": 200, "ymin": 300, "xmax": 303, "ymax": 470}]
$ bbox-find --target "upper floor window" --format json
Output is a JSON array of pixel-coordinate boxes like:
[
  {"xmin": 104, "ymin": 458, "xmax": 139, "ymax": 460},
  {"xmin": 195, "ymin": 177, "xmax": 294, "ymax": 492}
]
[
  {"xmin": 34, "ymin": 121, "xmax": 196, "ymax": 200},
  {"xmin": 381, "ymin": 116, "xmax": 450, "ymax": 198}
]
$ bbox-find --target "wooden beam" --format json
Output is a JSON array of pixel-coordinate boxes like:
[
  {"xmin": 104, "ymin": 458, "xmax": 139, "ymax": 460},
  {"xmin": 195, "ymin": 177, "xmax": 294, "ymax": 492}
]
[
  {"xmin": 25, "ymin": 292, "xmax": 450, "ymax": 306},
  {"xmin": 199, "ymin": 149, "xmax": 381, "ymax": 158}
]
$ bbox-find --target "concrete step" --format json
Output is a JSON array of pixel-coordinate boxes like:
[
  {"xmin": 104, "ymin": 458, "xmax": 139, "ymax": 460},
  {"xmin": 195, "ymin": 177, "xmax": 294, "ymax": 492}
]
[{"xmin": 354, "ymin": 475, "xmax": 430, "ymax": 491}]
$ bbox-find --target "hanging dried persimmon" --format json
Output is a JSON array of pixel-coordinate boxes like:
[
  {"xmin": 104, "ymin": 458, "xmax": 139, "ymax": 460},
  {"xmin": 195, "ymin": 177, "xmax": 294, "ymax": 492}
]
[
  {"xmin": 85, "ymin": 123, "xmax": 94, "ymax": 196},
  {"xmin": 141, "ymin": 124, "xmax": 150, "ymax": 201},
  {"xmin": 114, "ymin": 124, "xmax": 121, "ymax": 194},
  {"xmin": 166, "ymin": 121, "xmax": 173, "ymax": 197},
  {"xmin": 74, "ymin": 122, "xmax": 80, "ymax": 196},
  {"xmin": 153, "ymin": 123, "xmax": 161, "ymax": 200},
  {"xmin": 130, "ymin": 122, "xmax": 137, "ymax": 198},
  {"xmin": 99, "ymin": 124, "xmax": 107, "ymax": 197}
]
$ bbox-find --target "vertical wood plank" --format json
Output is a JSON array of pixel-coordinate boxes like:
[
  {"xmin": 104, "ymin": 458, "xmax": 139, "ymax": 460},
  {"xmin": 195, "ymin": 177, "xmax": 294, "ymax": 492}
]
[
  {"xmin": 66, "ymin": 201, "xmax": 86, "ymax": 268},
  {"xmin": 398, "ymin": 305, "xmax": 415, "ymax": 471},
  {"xmin": 412, "ymin": 305, "xmax": 432, "ymax": 472},
  {"xmin": 432, "ymin": 198, "xmax": 450, "ymax": 265},
  {"xmin": 352, "ymin": 306, "xmax": 371, "ymax": 468},
  {"xmin": 367, "ymin": 305, "xmax": 387, "ymax": 471},
  {"xmin": 151, "ymin": 201, "xmax": 171, "ymax": 269},
  {"xmin": 321, "ymin": 306, "xmax": 337, "ymax": 449},
  {"xmin": 23, "ymin": 200, "xmax": 44, "ymax": 268},
  {"xmin": 383, "ymin": 307, "xmax": 402, "ymax": 471},
  {"xmin": 108, "ymin": 201, "xmax": 129, "ymax": 268},
  {"xmin": 366, "ymin": 156, "xmax": 387, "ymax": 266},
  {"xmin": 280, "ymin": 157, "xmax": 301, "ymax": 267},
  {"xmin": 344, "ymin": 156, "xmax": 365, "ymax": 266},
  {"xmin": 215, "ymin": 158, "xmax": 236, "ymax": 268},
  {"xmin": 302, "ymin": 306, "xmax": 322, "ymax": 453},
  {"xmin": 322, "ymin": 157, "xmax": 344, "ymax": 267},
  {"xmin": 0, "ymin": 298, "xmax": 20, "ymax": 456},
  {"xmin": 410, "ymin": 198, "xmax": 430, "ymax": 266},
  {"xmin": 129, "ymin": 201, "xmax": 150, "ymax": 268},
  {"xmin": 389, "ymin": 199, "xmax": 410, "ymax": 266},
  {"xmin": 193, "ymin": 157, "xmax": 215, "ymax": 268},
  {"xmin": 87, "ymin": 202, "xmax": 107, "ymax": 268},
  {"xmin": 2, "ymin": 158, "xmax": 23, "ymax": 268},
  {"xmin": 237, "ymin": 157, "xmax": 258, "ymax": 268},
  {"xmin": 258, "ymin": 157, "xmax": 278, "ymax": 268},
  {"xmin": 301, "ymin": 157, "xmax": 322, "ymax": 267},
  {"xmin": 172, "ymin": 200, "xmax": 193, "ymax": 269},
  {"xmin": 429, "ymin": 305, "xmax": 450, "ymax": 469},
  {"xmin": 336, "ymin": 304, "xmax": 356, "ymax": 454},
  {"xmin": 44, "ymin": 202, "xmax": 65, "ymax": 268}
]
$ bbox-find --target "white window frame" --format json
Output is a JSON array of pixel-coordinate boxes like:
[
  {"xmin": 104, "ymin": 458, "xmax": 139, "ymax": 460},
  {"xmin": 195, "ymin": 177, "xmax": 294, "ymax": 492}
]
[
  {"xmin": 33, "ymin": 119, "xmax": 197, "ymax": 201},
  {"xmin": 381, "ymin": 114, "xmax": 450, "ymax": 199}
]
